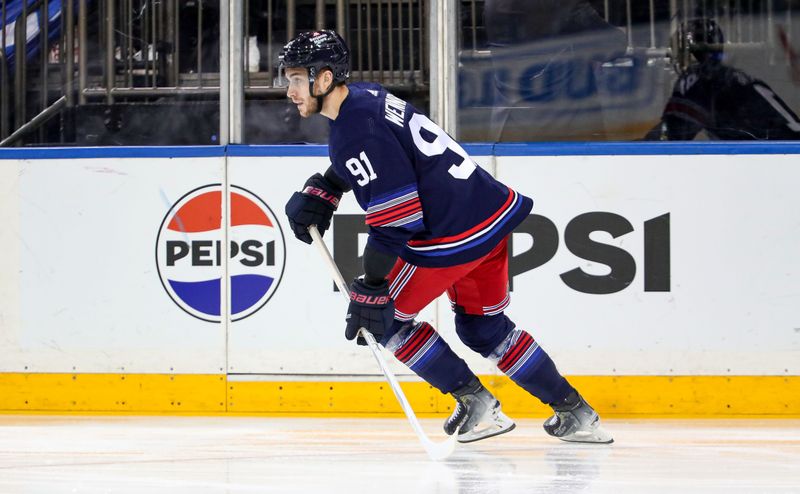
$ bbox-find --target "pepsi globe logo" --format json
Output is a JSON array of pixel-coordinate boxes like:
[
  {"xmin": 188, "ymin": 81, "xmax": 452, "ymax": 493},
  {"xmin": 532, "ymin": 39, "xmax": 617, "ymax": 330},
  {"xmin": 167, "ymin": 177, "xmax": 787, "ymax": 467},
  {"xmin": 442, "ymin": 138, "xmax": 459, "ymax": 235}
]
[{"xmin": 156, "ymin": 184, "xmax": 286, "ymax": 322}]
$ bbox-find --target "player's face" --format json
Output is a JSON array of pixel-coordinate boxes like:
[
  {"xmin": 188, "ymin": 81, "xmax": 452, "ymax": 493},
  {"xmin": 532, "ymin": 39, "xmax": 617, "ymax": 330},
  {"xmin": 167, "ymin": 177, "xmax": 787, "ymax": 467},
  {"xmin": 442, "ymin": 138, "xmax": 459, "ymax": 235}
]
[{"xmin": 285, "ymin": 68, "xmax": 318, "ymax": 117}]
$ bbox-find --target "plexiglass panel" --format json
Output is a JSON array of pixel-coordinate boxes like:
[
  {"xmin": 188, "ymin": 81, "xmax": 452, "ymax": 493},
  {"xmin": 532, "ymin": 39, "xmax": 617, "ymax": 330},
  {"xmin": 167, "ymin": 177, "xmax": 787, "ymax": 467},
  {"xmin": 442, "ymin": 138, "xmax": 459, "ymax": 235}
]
[
  {"xmin": 457, "ymin": 0, "xmax": 800, "ymax": 142},
  {"xmin": 241, "ymin": 0, "xmax": 429, "ymax": 144},
  {"xmin": 1, "ymin": 0, "xmax": 222, "ymax": 146}
]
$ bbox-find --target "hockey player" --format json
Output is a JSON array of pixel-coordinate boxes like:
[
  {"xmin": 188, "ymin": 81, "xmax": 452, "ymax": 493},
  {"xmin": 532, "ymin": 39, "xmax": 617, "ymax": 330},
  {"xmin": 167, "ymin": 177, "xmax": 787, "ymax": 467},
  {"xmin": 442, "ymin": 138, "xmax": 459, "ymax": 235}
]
[
  {"xmin": 281, "ymin": 30, "xmax": 612, "ymax": 444},
  {"xmin": 645, "ymin": 18, "xmax": 800, "ymax": 140}
]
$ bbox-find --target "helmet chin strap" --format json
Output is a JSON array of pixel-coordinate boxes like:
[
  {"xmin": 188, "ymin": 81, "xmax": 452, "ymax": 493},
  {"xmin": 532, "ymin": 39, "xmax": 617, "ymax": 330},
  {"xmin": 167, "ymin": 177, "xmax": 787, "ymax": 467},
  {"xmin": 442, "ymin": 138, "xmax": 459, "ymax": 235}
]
[
  {"xmin": 311, "ymin": 84, "xmax": 337, "ymax": 114},
  {"xmin": 308, "ymin": 68, "xmax": 337, "ymax": 114}
]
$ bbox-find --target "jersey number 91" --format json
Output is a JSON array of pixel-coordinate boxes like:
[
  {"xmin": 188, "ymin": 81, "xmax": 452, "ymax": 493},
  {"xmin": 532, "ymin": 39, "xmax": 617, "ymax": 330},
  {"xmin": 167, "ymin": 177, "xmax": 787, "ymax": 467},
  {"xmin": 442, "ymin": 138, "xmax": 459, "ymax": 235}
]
[{"xmin": 345, "ymin": 113, "xmax": 478, "ymax": 187}]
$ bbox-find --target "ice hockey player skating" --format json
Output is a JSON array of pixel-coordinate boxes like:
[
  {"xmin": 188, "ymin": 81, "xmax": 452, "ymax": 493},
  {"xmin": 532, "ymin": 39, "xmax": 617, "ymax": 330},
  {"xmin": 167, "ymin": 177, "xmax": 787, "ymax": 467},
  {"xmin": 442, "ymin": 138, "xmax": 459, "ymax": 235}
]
[{"xmin": 282, "ymin": 30, "xmax": 612, "ymax": 444}]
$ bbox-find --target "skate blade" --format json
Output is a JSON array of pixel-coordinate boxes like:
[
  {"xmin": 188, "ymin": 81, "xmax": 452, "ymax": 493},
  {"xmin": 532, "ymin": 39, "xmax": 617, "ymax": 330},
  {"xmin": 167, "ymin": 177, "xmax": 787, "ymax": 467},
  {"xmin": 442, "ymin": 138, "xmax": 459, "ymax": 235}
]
[
  {"xmin": 557, "ymin": 424, "xmax": 614, "ymax": 444},
  {"xmin": 457, "ymin": 411, "xmax": 516, "ymax": 444}
]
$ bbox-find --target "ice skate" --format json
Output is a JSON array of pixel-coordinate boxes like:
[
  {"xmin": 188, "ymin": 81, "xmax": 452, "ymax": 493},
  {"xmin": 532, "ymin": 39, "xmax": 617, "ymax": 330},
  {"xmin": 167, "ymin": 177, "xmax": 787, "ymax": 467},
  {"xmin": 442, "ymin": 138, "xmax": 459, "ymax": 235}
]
[
  {"xmin": 543, "ymin": 391, "xmax": 613, "ymax": 444},
  {"xmin": 444, "ymin": 378, "xmax": 515, "ymax": 443}
]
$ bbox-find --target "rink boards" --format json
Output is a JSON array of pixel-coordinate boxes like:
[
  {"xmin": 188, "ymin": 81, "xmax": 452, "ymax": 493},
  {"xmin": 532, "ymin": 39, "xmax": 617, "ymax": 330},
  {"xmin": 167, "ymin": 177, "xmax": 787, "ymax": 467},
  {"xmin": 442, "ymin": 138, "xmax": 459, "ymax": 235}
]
[{"xmin": 0, "ymin": 143, "xmax": 799, "ymax": 415}]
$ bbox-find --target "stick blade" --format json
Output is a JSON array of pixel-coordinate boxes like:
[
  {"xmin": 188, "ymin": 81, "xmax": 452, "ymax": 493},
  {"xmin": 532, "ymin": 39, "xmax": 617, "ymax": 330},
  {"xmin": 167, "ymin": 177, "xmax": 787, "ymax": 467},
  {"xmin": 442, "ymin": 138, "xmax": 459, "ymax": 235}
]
[{"xmin": 422, "ymin": 434, "xmax": 457, "ymax": 461}]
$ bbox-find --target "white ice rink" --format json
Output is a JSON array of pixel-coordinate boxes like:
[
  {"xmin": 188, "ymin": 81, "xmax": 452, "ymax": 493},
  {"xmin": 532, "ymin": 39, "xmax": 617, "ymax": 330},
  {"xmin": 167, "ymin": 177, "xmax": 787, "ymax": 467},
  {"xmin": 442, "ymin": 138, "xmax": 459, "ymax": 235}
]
[{"xmin": 1, "ymin": 416, "xmax": 798, "ymax": 493}]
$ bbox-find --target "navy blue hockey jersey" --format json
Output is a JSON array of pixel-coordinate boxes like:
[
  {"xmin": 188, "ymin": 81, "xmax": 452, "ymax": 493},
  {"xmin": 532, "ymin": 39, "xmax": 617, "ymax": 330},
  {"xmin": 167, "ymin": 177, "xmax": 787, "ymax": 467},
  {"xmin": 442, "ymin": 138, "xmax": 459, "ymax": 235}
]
[
  {"xmin": 328, "ymin": 82, "xmax": 533, "ymax": 268},
  {"xmin": 658, "ymin": 62, "xmax": 800, "ymax": 140}
]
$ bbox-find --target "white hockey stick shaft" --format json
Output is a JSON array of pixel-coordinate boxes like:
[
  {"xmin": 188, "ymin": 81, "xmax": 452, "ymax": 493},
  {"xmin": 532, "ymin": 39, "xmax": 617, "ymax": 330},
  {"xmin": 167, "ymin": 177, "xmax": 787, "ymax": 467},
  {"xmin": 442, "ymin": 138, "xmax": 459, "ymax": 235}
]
[{"xmin": 309, "ymin": 225, "xmax": 456, "ymax": 461}]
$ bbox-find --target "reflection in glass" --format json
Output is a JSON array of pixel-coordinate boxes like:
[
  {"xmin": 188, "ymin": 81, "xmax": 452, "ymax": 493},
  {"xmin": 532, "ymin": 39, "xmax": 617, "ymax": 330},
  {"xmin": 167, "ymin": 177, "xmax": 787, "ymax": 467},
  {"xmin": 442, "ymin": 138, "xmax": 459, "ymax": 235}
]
[
  {"xmin": 458, "ymin": 0, "xmax": 800, "ymax": 142},
  {"xmin": 645, "ymin": 18, "xmax": 800, "ymax": 140},
  {"xmin": 3, "ymin": 0, "xmax": 799, "ymax": 146}
]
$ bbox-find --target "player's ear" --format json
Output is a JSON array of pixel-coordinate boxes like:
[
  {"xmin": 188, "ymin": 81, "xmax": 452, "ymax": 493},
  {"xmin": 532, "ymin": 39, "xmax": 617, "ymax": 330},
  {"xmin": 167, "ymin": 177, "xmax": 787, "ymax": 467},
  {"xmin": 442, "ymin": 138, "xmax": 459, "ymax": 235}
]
[{"xmin": 321, "ymin": 68, "xmax": 334, "ymax": 91}]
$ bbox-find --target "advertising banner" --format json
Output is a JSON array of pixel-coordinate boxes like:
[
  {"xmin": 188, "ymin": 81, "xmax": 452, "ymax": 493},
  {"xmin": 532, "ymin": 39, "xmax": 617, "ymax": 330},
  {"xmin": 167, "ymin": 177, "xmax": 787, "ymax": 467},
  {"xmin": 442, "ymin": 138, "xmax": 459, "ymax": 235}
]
[
  {"xmin": 1, "ymin": 149, "xmax": 798, "ymax": 378},
  {"xmin": 0, "ymin": 155, "xmax": 226, "ymax": 373},
  {"xmin": 497, "ymin": 154, "xmax": 799, "ymax": 374}
]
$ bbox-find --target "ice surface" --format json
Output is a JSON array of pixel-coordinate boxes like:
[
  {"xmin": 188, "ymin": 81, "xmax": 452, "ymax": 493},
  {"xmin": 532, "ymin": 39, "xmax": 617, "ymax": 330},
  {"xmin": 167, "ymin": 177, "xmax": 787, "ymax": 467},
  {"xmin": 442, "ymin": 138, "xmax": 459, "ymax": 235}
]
[{"xmin": 0, "ymin": 416, "xmax": 798, "ymax": 493}]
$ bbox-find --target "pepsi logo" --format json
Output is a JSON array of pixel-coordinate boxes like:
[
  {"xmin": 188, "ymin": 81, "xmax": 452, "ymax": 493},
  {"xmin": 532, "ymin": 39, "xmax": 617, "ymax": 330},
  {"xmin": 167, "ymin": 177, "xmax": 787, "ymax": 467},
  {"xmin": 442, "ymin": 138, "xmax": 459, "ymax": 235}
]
[{"xmin": 156, "ymin": 184, "xmax": 286, "ymax": 322}]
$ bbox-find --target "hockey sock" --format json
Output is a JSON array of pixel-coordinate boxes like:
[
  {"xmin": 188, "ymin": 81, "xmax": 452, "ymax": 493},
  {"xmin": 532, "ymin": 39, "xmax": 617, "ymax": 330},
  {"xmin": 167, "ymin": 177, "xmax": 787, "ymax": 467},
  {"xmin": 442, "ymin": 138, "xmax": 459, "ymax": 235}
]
[
  {"xmin": 491, "ymin": 329, "xmax": 575, "ymax": 405},
  {"xmin": 386, "ymin": 321, "xmax": 475, "ymax": 394}
]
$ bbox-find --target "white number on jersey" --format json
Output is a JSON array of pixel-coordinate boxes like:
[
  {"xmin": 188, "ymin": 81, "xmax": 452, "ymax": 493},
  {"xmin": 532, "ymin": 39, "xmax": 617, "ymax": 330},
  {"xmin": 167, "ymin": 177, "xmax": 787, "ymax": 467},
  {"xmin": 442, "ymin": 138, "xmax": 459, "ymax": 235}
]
[
  {"xmin": 345, "ymin": 151, "xmax": 378, "ymax": 186},
  {"xmin": 678, "ymin": 74, "xmax": 698, "ymax": 95},
  {"xmin": 409, "ymin": 113, "xmax": 477, "ymax": 180}
]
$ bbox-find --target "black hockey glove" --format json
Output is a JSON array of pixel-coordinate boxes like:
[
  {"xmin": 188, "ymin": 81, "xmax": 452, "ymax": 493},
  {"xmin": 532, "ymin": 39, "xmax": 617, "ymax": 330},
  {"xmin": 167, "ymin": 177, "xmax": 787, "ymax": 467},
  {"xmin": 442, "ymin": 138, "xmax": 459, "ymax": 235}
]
[
  {"xmin": 345, "ymin": 278, "xmax": 395, "ymax": 345},
  {"xmin": 284, "ymin": 173, "xmax": 343, "ymax": 244}
]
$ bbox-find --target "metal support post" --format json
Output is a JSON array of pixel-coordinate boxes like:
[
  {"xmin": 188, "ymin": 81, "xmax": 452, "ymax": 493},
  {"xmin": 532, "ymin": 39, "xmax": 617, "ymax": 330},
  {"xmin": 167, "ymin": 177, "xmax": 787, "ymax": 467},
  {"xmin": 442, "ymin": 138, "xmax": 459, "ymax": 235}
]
[{"xmin": 429, "ymin": 0, "xmax": 457, "ymax": 136}]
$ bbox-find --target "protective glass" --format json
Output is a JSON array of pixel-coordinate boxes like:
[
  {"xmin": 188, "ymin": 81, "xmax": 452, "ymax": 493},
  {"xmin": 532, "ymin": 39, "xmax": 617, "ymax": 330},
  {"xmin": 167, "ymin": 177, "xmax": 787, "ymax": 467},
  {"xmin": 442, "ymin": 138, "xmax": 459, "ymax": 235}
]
[{"xmin": 1, "ymin": 0, "xmax": 222, "ymax": 146}]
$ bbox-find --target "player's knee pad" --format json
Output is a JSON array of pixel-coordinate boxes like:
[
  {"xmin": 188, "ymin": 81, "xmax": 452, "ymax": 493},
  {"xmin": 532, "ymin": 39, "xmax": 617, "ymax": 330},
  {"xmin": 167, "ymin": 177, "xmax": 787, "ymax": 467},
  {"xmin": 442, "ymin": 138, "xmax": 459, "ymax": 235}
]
[{"xmin": 454, "ymin": 313, "xmax": 515, "ymax": 358}]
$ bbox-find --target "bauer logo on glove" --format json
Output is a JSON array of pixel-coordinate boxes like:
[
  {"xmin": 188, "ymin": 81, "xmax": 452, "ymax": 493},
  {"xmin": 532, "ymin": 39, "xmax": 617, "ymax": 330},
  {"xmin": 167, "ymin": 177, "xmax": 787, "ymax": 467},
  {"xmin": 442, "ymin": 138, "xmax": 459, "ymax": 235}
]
[
  {"xmin": 302, "ymin": 185, "xmax": 341, "ymax": 208},
  {"xmin": 284, "ymin": 172, "xmax": 344, "ymax": 244},
  {"xmin": 349, "ymin": 292, "xmax": 390, "ymax": 305},
  {"xmin": 345, "ymin": 278, "xmax": 395, "ymax": 344}
]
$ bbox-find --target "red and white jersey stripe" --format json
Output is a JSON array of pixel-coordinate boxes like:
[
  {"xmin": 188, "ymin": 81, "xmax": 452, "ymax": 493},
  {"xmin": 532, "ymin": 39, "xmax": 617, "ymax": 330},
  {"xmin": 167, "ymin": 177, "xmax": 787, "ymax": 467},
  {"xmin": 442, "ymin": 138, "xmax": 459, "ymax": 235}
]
[{"xmin": 365, "ymin": 185, "xmax": 424, "ymax": 229}]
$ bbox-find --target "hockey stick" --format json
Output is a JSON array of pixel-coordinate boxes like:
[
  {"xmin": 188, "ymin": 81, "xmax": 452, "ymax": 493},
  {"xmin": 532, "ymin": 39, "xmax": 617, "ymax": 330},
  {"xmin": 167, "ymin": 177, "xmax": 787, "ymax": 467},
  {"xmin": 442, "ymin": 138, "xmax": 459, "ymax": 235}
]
[
  {"xmin": 309, "ymin": 225, "xmax": 457, "ymax": 461},
  {"xmin": 778, "ymin": 26, "xmax": 800, "ymax": 85}
]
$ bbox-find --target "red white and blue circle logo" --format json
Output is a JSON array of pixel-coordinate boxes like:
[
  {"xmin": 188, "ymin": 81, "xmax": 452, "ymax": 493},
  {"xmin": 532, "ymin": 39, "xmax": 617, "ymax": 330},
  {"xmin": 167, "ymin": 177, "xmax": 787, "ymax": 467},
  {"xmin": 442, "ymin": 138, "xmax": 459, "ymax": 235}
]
[{"xmin": 156, "ymin": 184, "xmax": 285, "ymax": 322}]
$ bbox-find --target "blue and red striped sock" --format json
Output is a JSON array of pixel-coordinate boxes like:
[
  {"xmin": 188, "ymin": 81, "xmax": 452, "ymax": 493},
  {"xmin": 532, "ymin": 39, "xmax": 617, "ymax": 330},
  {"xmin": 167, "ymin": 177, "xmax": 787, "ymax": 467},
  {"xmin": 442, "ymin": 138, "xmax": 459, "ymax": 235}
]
[
  {"xmin": 493, "ymin": 329, "xmax": 575, "ymax": 405},
  {"xmin": 387, "ymin": 321, "xmax": 475, "ymax": 394}
]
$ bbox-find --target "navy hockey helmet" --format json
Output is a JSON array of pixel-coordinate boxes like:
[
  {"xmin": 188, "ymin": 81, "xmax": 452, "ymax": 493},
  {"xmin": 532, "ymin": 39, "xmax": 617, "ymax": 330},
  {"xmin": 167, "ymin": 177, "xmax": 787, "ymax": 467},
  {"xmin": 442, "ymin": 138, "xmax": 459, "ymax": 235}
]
[
  {"xmin": 277, "ymin": 30, "xmax": 350, "ymax": 95},
  {"xmin": 671, "ymin": 18, "xmax": 725, "ymax": 71}
]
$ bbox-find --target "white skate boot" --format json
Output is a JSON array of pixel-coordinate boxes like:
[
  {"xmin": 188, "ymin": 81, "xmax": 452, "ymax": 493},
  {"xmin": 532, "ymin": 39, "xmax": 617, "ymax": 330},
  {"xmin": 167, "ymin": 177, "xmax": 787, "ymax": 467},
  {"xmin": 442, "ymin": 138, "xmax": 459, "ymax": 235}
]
[
  {"xmin": 543, "ymin": 391, "xmax": 613, "ymax": 444},
  {"xmin": 444, "ymin": 378, "xmax": 515, "ymax": 443}
]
